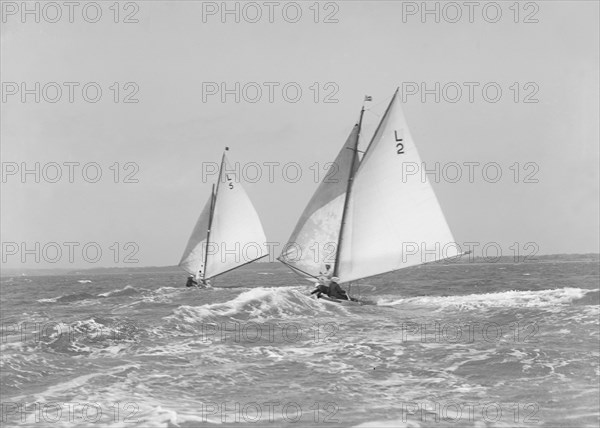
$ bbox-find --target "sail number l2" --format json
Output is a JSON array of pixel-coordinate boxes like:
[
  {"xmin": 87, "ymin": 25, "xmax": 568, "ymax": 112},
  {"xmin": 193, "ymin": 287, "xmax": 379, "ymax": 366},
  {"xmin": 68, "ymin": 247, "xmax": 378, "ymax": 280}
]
[{"xmin": 395, "ymin": 130, "xmax": 404, "ymax": 154}]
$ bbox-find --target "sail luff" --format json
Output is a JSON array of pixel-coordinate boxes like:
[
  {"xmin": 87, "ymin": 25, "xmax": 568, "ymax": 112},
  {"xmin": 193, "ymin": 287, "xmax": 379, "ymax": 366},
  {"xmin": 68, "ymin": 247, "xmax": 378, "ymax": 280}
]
[{"xmin": 333, "ymin": 106, "xmax": 364, "ymax": 278}]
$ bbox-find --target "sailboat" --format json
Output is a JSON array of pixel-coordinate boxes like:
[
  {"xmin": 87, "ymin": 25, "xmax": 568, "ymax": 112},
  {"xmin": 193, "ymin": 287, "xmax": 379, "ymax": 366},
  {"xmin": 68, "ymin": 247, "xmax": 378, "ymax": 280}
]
[
  {"xmin": 179, "ymin": 147, "xmax": 269, "ymax": 285},
  {"xmin": 278, "ymin": 88, "xmax": 461, "ymax": 299}
]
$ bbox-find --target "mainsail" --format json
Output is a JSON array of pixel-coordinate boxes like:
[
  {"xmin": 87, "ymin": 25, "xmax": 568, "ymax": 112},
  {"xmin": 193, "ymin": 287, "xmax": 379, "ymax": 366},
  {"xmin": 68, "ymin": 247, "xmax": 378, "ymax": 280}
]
[
  {"xmin": 179, "ymin": 149, "xmax": 269, "ymax": 281},
  {"xmin": 278, "ymin": 119, "xmax": 361, "ymax": 277},
  {"xmin": 336, "ymin": 89, "xmax": 460, "ymax": 283},
  {"xmin": 279, "ymin": 89, "xmax": 460, "ymax": 285}
]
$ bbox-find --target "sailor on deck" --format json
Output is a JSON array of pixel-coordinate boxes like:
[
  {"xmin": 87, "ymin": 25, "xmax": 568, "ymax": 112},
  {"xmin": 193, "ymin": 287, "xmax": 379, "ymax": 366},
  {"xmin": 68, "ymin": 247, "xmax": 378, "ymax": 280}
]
[
  {"xmin": 327, "ymin": 277, "xmax": 349, "ymax": 300},
  {"xmin": 186, "ymin": 275, "xmax": 198, "ymax": 287},
  {"xmin": 311, "ymin": 276, "xmax": 351, "ymax": 301},
  {"xmin": 310, "ymin": 282, "xmax": 329, "ymax": 298}
]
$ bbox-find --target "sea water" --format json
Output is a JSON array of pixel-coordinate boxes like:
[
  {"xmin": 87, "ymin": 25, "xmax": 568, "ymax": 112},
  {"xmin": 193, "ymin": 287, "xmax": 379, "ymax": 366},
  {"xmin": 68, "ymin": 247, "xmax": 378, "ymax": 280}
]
[{"xmin": 1, "ymin": 255, "xmax": 598, "ymax": 427}]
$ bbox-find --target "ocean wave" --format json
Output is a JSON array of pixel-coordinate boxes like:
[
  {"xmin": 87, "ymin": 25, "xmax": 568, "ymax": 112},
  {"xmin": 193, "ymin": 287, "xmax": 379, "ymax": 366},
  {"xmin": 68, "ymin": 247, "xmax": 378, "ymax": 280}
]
[
  {"xmin": 38, "ymin": 291, "xmax": 98, "ymax": 304},
  {"xmin": 98, "ymin": 284, "xmax": 140, "ymax": 298},
  {"xmin": 37, "ymin": 285, "xmax": 143, "ymax": 304},
  {"xmin": 377, "ymin": 287, "xmax": 593, "ymax": 310},
  {"xmin": 37, "ymin": 296, "xmax": 59, "ymax": 303},
  {"xmin": 31, "ymin": 317, "xmax": 142, "ymax": 356},
  {"xmin": 167, "ymin": 287, "xmax": 349, "ymax": 325},
  {"xmin": 77, "ymin": 279, "xmax": 92, "ymax": 283}
]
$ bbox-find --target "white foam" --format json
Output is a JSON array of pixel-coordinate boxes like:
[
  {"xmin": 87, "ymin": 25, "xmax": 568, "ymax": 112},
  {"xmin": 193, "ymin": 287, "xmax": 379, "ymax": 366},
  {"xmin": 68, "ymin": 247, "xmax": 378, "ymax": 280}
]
[
  {"xmin": 167, "ymin": 287, "xmax": 349, "ymax": 324},
  {"xmin": 98, "ymin": 284, "xmax": 138, "ymax": 297},
  {"xmin": 377, "ymin": 287, "xmax": 591, "ymax": 310},
  {"xmin": 37, "ymin": 296, "xmax": 59, "ymax": 303}
]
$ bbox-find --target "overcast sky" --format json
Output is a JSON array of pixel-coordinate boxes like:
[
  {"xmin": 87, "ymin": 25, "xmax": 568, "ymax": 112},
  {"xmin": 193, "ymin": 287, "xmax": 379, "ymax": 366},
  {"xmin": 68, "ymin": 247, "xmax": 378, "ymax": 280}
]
[{"xmin": 1, "ymin": 1, "xmax": 598, "ymax": 269}]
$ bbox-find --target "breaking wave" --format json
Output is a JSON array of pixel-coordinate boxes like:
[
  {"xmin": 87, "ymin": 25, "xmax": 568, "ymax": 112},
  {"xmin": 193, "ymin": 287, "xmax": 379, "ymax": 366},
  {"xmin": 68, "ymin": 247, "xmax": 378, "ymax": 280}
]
[
  {"xmin": 167, "ymin": 287, "xmax": 349, "ymax": 325},
  {"xmin": 98, "ymin": 284, "xmax": 141, "ymax": 298},
  {"xmin": 377, "ymin": 287, "xmax": 593, "ymax": 310}
]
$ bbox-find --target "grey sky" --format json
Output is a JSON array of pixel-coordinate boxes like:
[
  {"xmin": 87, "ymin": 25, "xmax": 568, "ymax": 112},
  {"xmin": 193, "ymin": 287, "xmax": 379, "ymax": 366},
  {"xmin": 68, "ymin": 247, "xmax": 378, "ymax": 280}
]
[{"xmin": 1, "ymin": 1, "xmax": 598, "ymax": 269}]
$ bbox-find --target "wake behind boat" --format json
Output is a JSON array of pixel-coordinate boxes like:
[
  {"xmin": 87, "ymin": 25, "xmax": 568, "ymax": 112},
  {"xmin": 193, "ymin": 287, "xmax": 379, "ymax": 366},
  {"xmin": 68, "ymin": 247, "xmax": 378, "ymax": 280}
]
[
  {"xmin": 179, "ymin": 147, "xmax": 269, "ymax": 287},
  {"xmin": 279, "ymin": 89, "xmax": 462, "ymax": 302}
]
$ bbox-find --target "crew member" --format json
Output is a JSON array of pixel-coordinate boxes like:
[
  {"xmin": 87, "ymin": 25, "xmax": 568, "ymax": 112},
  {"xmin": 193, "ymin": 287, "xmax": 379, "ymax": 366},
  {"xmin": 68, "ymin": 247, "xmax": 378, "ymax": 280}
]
[
  {"xmin": 327, "ymin": 277, "xmax": 349, "ymax": 300},
  {"xmin": 185, "ymin": 275, "xmax": 198, "ymax": 287}
]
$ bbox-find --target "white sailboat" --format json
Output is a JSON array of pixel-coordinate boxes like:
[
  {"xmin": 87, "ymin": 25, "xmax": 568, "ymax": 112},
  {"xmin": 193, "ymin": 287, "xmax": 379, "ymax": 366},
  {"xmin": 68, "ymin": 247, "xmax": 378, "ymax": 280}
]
[
  {"xmin": 179, "ymin": 147, "xmax": 269, "ymax": 284},
  {"xmin": 278, "ymin": 89, "xmax": 460, "ymax": 295}
]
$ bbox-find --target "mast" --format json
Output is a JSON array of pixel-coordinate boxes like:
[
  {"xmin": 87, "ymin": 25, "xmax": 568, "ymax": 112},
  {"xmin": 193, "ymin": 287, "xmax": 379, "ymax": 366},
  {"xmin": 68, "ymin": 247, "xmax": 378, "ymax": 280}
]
[
  {"xmin": 202, "ymin": 147, "xmax": 229, "ymax": 281},
  {"xmin": 333, "ymin": 105, "xmax": 365, "ymax": 278},
  {"xmin": 202, "ymin": 184, "xmax": 216, "ymax": 281},
  {"xmin": 333, "ymin": 90, "xmax": 396, "ymax": 280}
]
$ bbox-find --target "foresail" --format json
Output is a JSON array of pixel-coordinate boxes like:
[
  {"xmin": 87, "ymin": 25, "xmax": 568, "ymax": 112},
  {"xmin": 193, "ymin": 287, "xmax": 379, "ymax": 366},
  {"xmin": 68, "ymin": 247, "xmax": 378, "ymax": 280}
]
[
  {"xmin": 178, "ymin": 195, "xmax": 212, "ymax": 276},
  {"xmin": 279, "ymin": 125, "xmax": 360, "ymax": 277},
  {"xmin": 337, "ymin": 90, "xmax": 460, "ymax": 283},
  {"xmin": 205, "ymin": 155, "xmax": 268, "ymax": 279}
]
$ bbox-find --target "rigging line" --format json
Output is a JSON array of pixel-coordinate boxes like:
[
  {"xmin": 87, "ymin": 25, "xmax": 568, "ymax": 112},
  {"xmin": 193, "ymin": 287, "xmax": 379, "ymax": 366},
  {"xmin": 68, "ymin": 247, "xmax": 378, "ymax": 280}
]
[
  {"xmin": 363, "ymin": 93, "xmax": 394, "ymax": 118},
  {"xmin": 277, "ymin": 258, "xmax": 317, "ymax": 288}
]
